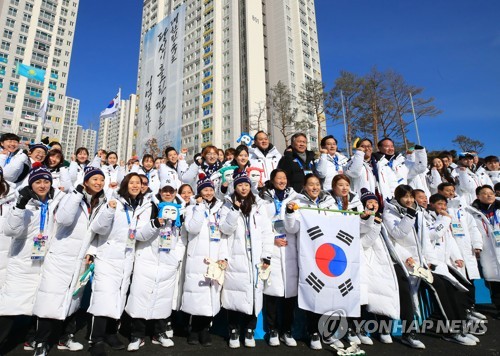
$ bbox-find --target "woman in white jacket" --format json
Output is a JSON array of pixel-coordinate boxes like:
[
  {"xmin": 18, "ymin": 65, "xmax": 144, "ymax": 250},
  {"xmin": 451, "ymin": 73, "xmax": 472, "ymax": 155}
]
[
  {"xmin": 125, "ymin": 180, "xmax": 187, "ymax": 351},
  {"xmin": 219, "ymin": 171, "xmax": 273, "ymax": 349},
  {"xmin": 283, "ymin": 173, "xmax": 338, "ymax": 350},
  {"xmin": 32, "ymin": 166, "xmax": 108, "ymax": 354},
  {"xmin": 102, "ymin": 152, "xmax": 125, "ymax": 199},
  {"xmin": 44, "ymin": 149, "xmax": 72, "ymax": 192},
  {"xmin": 259, "ymin": 169, "xmax": 298, "ymax": 347},
  {"xmin": 87, "ymin": 173, "xmax": 157, "ymax": 356},
  {"xmin": 316, "ymin": 135, "xmax": 348, "ymax": 191},
  {"xmin": 0, "ymin": 167, "xmax": 16, "ymax": 288},
  {"xmin": 182, "ymin": 175, "xmax": 226, "ymax": 346},
  {"xmin": 0, "ymin": 164, "xmax": 64, "ymax": 351}
]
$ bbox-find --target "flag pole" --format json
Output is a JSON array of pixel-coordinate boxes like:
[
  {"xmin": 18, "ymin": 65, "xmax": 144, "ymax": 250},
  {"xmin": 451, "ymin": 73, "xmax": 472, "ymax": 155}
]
[
  {"xmin": 298, "ymin": 206, "xmax": 373, "ymax": 215},
  {"xmin": 409, "ymin": 92, "xmax": 421, "ymax": 145},
  {"xmin": 340, "ymin": 90, "xmax": 349, "ymax": 157}
]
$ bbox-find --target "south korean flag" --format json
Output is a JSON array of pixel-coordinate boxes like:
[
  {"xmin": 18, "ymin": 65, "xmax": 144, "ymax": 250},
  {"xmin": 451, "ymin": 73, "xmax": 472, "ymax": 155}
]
[{"xmin": 297, "ymin": 210, "xmax": 360, "ymax": 317}]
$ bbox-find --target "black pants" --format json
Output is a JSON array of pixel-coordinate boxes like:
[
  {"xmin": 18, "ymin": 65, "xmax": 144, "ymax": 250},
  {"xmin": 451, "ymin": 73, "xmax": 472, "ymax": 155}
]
[
  {"xmin": 130, "ymin": 318, "xmax": 166, "ymax": 338},
  {"xmin": 263, "ymin": 295, "xmax": 296, "ymax": 333},
  {"xmin": 191, "ymin": 315, "xmax": 212, "ymax": 333},
  {"xmin": 227, "ymin": 311, "xmax": 257, "ymax": 333},
  {"xmin": 448, "ymin": 267, "xmax": 475, "ymax": 309},
  {"xmin": 34, "ymin": 314, "xmax": 77, "ymax": 343},
  {"xmin": 0, "ymin": 315, "xmax": 36, "ymax": 346},
  {"xmin": 394, "ymin": 264, "xmax": 416, "ymax": 326},
  {"xmin": 305, "ymin": 311, "xmax": 321, "ymax": 334},
  {"xmin": 486, "ymin": 281, "xmax": 500, "ymax": 310},
  {"xmin": 89, "ymin": 316, "xmax": 119, "ymax": 343}
]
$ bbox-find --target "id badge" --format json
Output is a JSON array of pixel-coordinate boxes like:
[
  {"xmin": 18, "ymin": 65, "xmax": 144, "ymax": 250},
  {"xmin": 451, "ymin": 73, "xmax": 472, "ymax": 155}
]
[
  {"xmin": 451, "ymin": 223, "xmax": 465, "ymax": 237},
  {"xmin": 32, "ymin": 234, "xmax": 48, "ymax": 260},
  {"xmin": 273, "ymin": 219, "xmax": 286, "ymax": 240},
  {"xmin": 159, "ymin": 228, "xmax": 172, "ymax": 252},
  {"xmin": 209, "ymin": 222, "xmax": 221, "ymax": 242},
  {"xmin": 126, "ymin": 229, "xmax": 136, "ymax": 250},
  {"xmin": 493, "ymin": 229, "xmax": 500, "ymax": 245},
  {"xmin": 304, "ymin": 170, "xmax": 313, "ymax": 175}
]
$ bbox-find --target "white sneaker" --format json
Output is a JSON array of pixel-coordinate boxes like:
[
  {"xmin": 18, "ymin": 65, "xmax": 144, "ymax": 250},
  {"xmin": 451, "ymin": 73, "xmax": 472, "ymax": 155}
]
[
  {"xmin": 345, "ymin": 330, "xmax": 361, "ymax": 345},
  {"xmin": 23, "ymin": 341, "xmax": 36, "ymax": 351},
  {"xmin": 470, "ymin": 307, "xmax": 487, "ymax": 320},
  {"xmin": 152, "ymin": 332, "xmax": 174, "ymax": 347},
  {"xmin": 229, "ymin": 330, "xmax": 240, "ymax": 349},
  {"xmin": 401, "ymin": 333, "xmax": 425, "ymax": 349},
  {"xmin": 127, "ymin": 337, "xmax": 145, "ymax": 352},
  {"xmin": 380, "ymin": 333, "xmax": 393, "ymax": 344},
  {"xmin": 244, "ymin": 329, "xmax": 255, "ymax": 348},
  {"xmin": 165, "ymin": 322, "xmax": 174, "ymax": 338},
  {"xmin": 357, "ymin": 331, "xmax": 373, "ymax": 345},
  {"xmin": 465, "ymin": 334, "xmax": 479, "ymax": 343},
  {"xmin": 268, "ymin": 330, "xmax": 280, "ymax": 347},
  {"xmin": 443, "ymin": 333, "xmax": 476, "ymax": 346},
  {"xmin": 309, "ymin": 333, "xmax": 322, "ymax": 350},
  {"xmin": 280, "ymin": 332, "xmax": 297, "ymax": 347},
  {"xmin": 57, "ymin": 335, "xmax": 84, "ymax": 351},
  {"xmin": 323, "ymin": 335, "xmax": 343, "ymax": 348},
  {"xmin": 466, "ymin": 320, "xmax": 487, "ymax": 335}
]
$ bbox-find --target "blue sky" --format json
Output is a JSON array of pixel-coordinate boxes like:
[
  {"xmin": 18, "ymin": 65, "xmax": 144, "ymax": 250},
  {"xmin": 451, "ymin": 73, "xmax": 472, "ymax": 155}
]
[{"xmin": 67, "ymin": 0, "xmax": 499, "ymax": 155}]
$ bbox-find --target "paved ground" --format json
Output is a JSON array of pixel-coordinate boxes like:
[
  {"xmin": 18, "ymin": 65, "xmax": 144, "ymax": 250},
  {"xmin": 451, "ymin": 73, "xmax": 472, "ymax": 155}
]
[{"xmin": 2, "ymin": 305, "xmax": 499, "ymax": 356}]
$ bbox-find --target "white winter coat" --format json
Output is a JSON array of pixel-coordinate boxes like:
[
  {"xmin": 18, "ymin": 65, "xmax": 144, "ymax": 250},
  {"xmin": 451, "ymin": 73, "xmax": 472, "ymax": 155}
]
[
  {"xmin": 50, "ymin": 167, "xmax": 72, "ymax": 192},
  {"xmin": 453, "ymin": 167, "xmax": 490, "ymax": 205},
  {"xmin": 87, "ymin": 195, "xmax": 155, "ymax": 319},
  {"xmin": 125, "ymin": 204, "xmax": 187, "ymax": 320},
  {"xmin": 0, "ymin": 149, "xmax": 29, "ymax": 186},
  {"xmin": 316, "ymin": 152, "xmax": 349, "ymax": 190},
  {"xmin": 344, "ymin": 150, "xmax": 378, "ymax": 198},
  {"xmin": 0, "ymin": 189, "xmax": 64, "ymax": 316},
  {"xmin": 467, "ymin": 200, "xmax": 500, "ymax": 282},
  {"xmin": 182, "ymin": 199, "xmax": 227, "ymax": 317},
  {"xmin": 219, "ymin": 197, "xmax": 274, "ymax": 316},
  {"xmin": 130, "ymin": 166, "xmax": 161, "ymax": 195},
  {"xmin": 260, "ymin": 188, "xmax": 298, "ymax": 298},
  {"xmin": 102, "ymin": 164, "xmax": 125, "ymax": 198},
  {"xmin": 0, "ymin": 184, "xmax": 17, "ymax": 289},
  {"xmin": 33, "ymin": 189, "xmax": 108, "ymax": 320},
  {"xmin": 249, "ymin": 146, "xmax": 282, "ymax": 183},
  {"xmin": 68, "ymin": 156, "xmax": 102, "ymax": 187}
]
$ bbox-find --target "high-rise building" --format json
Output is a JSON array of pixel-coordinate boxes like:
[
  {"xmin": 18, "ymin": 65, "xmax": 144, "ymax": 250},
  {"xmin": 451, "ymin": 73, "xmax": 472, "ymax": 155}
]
[
  {"xmin": 59, "ymin": 95, "xmax": 79, "ymax": 158},
  {"xmin": 137, "ymin": 0, "xmax": 323, "ymax": 154},
  {"xmin": 76, "ymin": 124, "xmax": 96, "ymax": 157},
  {"xmin": 98, "ymin": 93, "xmax": 137, "ymax": 161},
  {"xmin": 0, "ymin": 0, "xmax": 80, "ymax": 145}
]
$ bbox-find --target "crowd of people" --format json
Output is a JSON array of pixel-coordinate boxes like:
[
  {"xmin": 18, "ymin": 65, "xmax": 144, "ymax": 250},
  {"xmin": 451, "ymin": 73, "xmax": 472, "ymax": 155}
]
[{"xmin": 0, "ymin": 130, "xmax": 499, "ymax": 356}]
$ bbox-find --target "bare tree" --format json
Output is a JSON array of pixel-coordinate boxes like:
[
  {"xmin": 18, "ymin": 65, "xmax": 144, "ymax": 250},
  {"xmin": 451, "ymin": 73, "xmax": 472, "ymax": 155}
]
[
  {"xmin": 248, "ymin": 100, "xmax": 268, "ymax": 132},
  {"xmin": 452, "ymin": 135, "xmax": 485, "ymax": 153},
  {"xmin": 270, "ymin": 81, "xmax": 299, "ymax": 147},
  {"xmin": 298, "ymin": 79, "xmax": 327, "ymax": 144}
]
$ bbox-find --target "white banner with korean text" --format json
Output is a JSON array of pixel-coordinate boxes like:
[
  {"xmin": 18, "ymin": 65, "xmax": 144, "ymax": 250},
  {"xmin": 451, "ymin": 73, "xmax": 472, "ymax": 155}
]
[{"xmin": 136, "ymin": 4, "xmax": 185, "ymax": 157}]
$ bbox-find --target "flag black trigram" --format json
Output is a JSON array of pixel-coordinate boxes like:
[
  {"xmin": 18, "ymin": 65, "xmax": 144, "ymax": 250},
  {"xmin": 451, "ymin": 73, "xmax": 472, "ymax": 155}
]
[
  {"xmin": 336, "ymin": 230, "xmax": 354, "ymax": 246},
  {"xmin": 339, "ymin": 279, "xmax": 353, "ymax": 297},
  {"xmin": 306, "ymin": 272, "xmax": 325, "ymax": 293},
  {"xmin": 307, "ymin": 226, "xmax": 324, "ymax": 240}
]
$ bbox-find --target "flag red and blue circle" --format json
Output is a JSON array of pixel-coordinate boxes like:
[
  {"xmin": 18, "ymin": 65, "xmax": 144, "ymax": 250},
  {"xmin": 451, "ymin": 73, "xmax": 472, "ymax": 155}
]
[{"xmin": 315, "ymin": 243, "xmax": 347, "ymax": 277}]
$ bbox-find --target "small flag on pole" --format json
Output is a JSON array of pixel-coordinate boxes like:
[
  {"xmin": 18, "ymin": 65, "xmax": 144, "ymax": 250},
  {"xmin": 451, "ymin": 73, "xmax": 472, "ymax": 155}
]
[
  {"xmin": 16, "ymin": 63, "xmax": 46, "ymax": 82},
  {"xmin": 37, "ymin": 97, "xmax": 48, "ymax": 124},
  {"xmin": 100, "ymin": 89, "xmax": 121, "ymax": 118}
]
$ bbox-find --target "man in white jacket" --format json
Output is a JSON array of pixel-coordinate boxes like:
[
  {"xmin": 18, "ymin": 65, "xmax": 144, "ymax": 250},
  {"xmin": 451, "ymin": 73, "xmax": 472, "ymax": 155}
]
[
  {"xmin": 316, "ymin": 135, "xmax": 348, "ymax": 190},
  {"xmin": 249, "ymin": 131, "xmax": 282, "ymax": 183},
  {"xmin": 453, "ymin": 152, "xmax": 493, "ymax": 205}
]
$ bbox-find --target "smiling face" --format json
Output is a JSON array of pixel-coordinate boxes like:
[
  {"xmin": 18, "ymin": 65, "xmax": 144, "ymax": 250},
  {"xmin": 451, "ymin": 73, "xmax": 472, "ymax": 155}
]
[
  {"xmin": 76, "ymin": 150, "xmax": 88, "ymax": 164},
  {"xmin": 128, "ymin": 176, "xmax": 142, "ymax": 198},
  {"xmin": 143, "ymin": 157, "xmax": 154, "ymax": 170},
  {"xmin": 84, "ymin": 175, "xmax": 105, "ymax": 195},
  {"xmin": 323, "ymin": 138, "xmax": 338, "ymax": 156},
  {"xmin": 30, "ymin": 148, "xmax": 47, "ymax": 163},
  {"xmin": 179, "ymin": 185, "xmax": 194, "ymax": 203},
  {"xmin": 47, "ymin": 153, "xmax": 62, "ymax": 168},
  {"xmin": 379, "ymin": 139, "xmax": 395, "ymax": 156},
  {"xmin": 200, "ymin": 186, "xmax": 215, "ymax": 201},
  {"xmin": 304, "ymin": 176, "xmax": 321, "ymax": 200},
  {"xmin": 432, "ymin": 157, "xmax": 444, "ymax": 170},
  {"xmin": 460, "ymin": 157, "xmax": 473, "ymax": 169},
  {"xmin": 292, "ymin": 135, "xmax": 307, "ymax": 153},
  {"xmin": 399, "ymin": 192, "xmax": 415, "ymax": 208},
  {"xmin": 2, "ymin": 139, "xmax": 19, "ymax": 153},
  {"xmin": 333, "ymin": 178, "xmax": 350, "ymax": 198},
  {"xmin": 160, "ymin": 186, "xmax": 176, "ymax": 202},
  {"xmin": 167, "ymin": 150, "xmax": 178, "ymax": 165},
  {"xmin": 272, "ymin": 171, "xmax": 287, "ymax": 191},
  {"xmin": 236, "ymin": 150, "xmax": 249, "ymax": 168},
  {"xmin": 438, "ymin": 185, "xmax": 455, "ymax": 199},
  {"xmin": 358, "ymin": 140, "xmax": 373, "ymax": 160},
  {"xmin": 107, "ymin": 153, "xmax": 118, "ymax": 166},
  {"xmin": 204, "ymin": 148, "xmax": 218, "ymax": 165},
  {"xmin": 414, "ymin": 191, "xmax": 428, "ymax": 208},
  {"xmin": 235, "ymin": 182, "xmax": 251, "ymax": 197},
  {"xmin": 140, "ymin": 177, "xmax": 149, "ymax": 194},
  {"xmin": 255, "ymin": 132, "xmax": 270, "ymax": 151}
]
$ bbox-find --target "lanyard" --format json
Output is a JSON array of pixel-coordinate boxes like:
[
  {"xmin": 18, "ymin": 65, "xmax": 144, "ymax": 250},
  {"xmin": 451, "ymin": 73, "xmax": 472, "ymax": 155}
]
[
  {"xmin": 332, "ymin": 155, "xmax": 339, "ymax": 171},
  {"xmin": 294, "ymin": 158, "xmax": 313, "ymax": 171},
  {"xmin": 39, "ymin": 201, "xmax": 49, "ymax": 233},
  {"xmin": 124, "ymin": 204, "xmax": 132, "ymax": 226},
  {"xmin": 205, "ymin": 210, "xmax": 220, "ymax": 222},
  {"xmin": 457, "ymin": 209, "xmax": 461, "ymax": 222},
  {"xmin": 273, "ymin": 196, "xmax": 283, "ymax": 215},
  {"xmin": 5, "ymin": 152, "xmax": 13, "ymax": 165}
]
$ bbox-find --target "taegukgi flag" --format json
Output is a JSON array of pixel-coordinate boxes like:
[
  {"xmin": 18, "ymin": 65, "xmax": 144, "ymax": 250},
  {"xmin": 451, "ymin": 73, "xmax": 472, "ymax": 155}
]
[
  {"xmin": 100, "ymin": 89, "xmax": 121, "ymax": 118},
  {"xmin": 297, "ymin": 210, "xmax": 360, "ymax": 317}
]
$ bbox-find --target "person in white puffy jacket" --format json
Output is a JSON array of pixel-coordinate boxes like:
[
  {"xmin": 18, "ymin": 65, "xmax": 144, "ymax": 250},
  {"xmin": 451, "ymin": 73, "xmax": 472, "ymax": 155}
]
[
  {"xmin": 164, "ymin": 147, "xmax": 189, "ymax": 183},
  {"xmin": 44, "ymin": 149, "xmax": 72, "ymax": 192},
  {"xmin": 259, "ymin": 169, "xmax": 298, "ymax": 347},
  {"xmin": 482, "ymin": 155, "xmax": 500, "ymax": 185},
  {"xmin": 453, "ymin": 153, "xmax": 493, "ymax": 205},
  {"xmin": 0, "ymin": 133, "xmax": 30, "ymax": 187},
  {"xmin": 283, "ymin": 173, "xmax": 338, "ymax": 350},
  {"xmin": 316, "ymin": 135, "xmax": 348, "ymax": 190},
  {"xmin": 87, "ymin": 173, "xmax": 158, "ymax": 356},
  {"xmin": 68, "ymin": 147, "xmax": 101, "ymax": 187},
  {"xmin": 130, "ymin": 154, "xmax": 161, "ymax": 194},
  {"xmin": 125, "ymin": 179, "xmax": 187, "ymax": 351},
  {"xmin": 101, "ymin": 152, "xmax": 125, "ymax": 198},
  {"xmin": 344, "ymin": 139, "xmax": 378, "ymax": 198},
  {"xmin": 249, "ymin": 131, "xmax": 282, "ymax": 183},
  {"xmin": 0, "ymin": 165, "xmax": 64, "ymax": 351},
  {"xmin": 31, "ymin": 166, "xmax": 108, "ymax": 354},
  {"xmin": 182, "ymin": 175, "xmax": 226, "ymax": 346},
  {"xmin": 219, "ymin": 171, "xmax": 273, "ymax": 349},
  {"xmin": 0, "ymin": 167, "xmax": 16, "ymax": 289}
]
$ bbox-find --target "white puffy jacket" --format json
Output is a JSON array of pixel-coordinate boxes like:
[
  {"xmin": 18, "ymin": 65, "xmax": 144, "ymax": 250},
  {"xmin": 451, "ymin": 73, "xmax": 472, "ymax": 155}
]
[
  {"xmin": 0, "ymin": 184, "xmax": 17, "ymax": 289},
  {"xmin": 130, "ymin": 166, "xmax": 161, "ymax": 195},
  {"xmin": 344, "ymin": 150, "xmax": 378, "ymax": 198},
  {"xmin": 219, "ymin": 197, "xmax": 274, "ymax": 316},
  {"xmin": 33, "ymin": 189, "xmax": 108, "ymax": 320},
  {"xmin": 0, "ymin": 149, "xmax": 29, "ymax": 186},
  {"xmin": 0, "ymin": 189, "xmax": 64, "ymax": 316},
  {"xmin": 249, "ymin": 146, "xmax": 282, "ymax": 183},
  {"xmin": 182, "ymin": 199, "xmax": 227, "ymax": 317},
  {"xmin": 316, "ymin": 152, "xmax": 348, "ymax": 190}
]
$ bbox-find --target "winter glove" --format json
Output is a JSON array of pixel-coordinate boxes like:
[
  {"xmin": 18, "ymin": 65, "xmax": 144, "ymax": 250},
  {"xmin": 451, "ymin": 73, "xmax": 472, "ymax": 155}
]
[
  {"xmin": 414, "ymin": 145, "xmax": 424, "ymax": 150},
  {"xmin": 75, "ymin": 184, "xmax": 84, "ymax": 194},
  {"xmin": 16, "ymin": 186, "xmax": 35, "ymax": 209},
  {"xmin": 194, "ymin": 153, "xmax": 202, "ymax": 166},
  {"xmin": 406, "ymin": 207, "xmax": 417, "ymax": 218}
]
